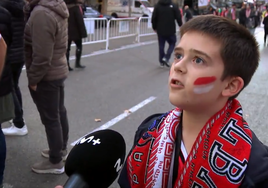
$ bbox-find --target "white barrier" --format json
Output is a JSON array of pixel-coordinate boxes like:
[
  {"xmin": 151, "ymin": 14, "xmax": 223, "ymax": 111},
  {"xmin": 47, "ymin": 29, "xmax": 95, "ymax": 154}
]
[
  {"xmin": 106, "ymin": 18, "xmax": 138, "ymax": 50},
  {"xmin": 83, "ymin": 18, "xmax": 108, "ymax": 44},
  {"xmin": 137, "ymin": 17, "xmax": 155, "ymax": 43},
  {"xmin": 81, "ymin": 17, "xmax": 181, "ymax": 50}
]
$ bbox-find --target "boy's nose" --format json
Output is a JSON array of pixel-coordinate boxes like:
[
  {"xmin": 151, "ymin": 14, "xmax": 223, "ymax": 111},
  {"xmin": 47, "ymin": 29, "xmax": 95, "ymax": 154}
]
[{"xmin": 173, "ymin": 60, "xmax": 187, "ymax": 74}]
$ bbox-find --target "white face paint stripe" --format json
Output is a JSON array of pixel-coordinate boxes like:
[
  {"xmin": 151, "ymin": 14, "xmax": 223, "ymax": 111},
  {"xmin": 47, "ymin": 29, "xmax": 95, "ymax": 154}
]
[{"xmin": 193, "ymin": 84, "xmax": 214, "ymax": 94}]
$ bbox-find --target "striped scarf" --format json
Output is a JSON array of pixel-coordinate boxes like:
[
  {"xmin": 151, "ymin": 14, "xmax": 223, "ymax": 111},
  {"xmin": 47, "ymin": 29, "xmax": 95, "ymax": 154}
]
[{"xmin": 127, "ymin": 99, "xmax": 252, "ymax": 188}]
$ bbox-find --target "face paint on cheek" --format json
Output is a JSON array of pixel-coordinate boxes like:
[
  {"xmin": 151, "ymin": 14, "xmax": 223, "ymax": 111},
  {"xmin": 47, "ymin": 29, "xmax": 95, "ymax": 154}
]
[{"xmin": 193, "ymin": 76, "xmax": 217, "ymax": 94}]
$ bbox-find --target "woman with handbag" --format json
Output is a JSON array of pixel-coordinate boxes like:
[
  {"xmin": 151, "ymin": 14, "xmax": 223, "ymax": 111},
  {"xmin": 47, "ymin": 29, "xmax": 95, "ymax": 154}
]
[{"xmin": 65, "ymin": 0, "xmax": 87, "ymax": 71}]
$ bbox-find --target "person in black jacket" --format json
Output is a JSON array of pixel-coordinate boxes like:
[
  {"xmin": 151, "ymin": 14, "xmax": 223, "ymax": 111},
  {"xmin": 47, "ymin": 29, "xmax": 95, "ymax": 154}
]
[
  {"xmin": 152, "ymin": 0, "xmax": 182, "ymax": 67},
  {"xmin": 0, "ymin": 0, "xmax": 28, "ymax": 136},
  {"xmin": 263, "ymin": 5, "xmax": 268, "ymax": 45},
  {"xmin": 0, "ymin": 6, "xmax": 14, "ymax": 188},
  {"xmin": 118, "ymin": 16, "xmax": 268, "ymax": 188},
  {"xmin": 65, "ymin": 0, "xmax": 87, "ymax": 71},
  {"xmin": 184, "ymin": 5, "xmax": 193, "ymax": 22},
  {"xmin": 239, "ymin": 4, "xmax": 246, "ymax": 27}
]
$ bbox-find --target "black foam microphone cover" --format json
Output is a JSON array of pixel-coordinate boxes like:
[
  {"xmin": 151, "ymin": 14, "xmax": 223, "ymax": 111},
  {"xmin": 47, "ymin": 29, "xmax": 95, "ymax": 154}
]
[{"xmin": 64, "ymin": 129, "xmax": 126, "ymax": 188}]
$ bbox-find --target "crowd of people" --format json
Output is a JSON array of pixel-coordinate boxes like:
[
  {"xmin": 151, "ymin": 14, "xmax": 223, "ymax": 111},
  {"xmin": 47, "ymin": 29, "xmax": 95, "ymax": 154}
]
[
  {"xmin": 0, "ymin": 0, "xmax": 88, "ymax": 187},
  {"xmin": 183, "ymin": 3, "xmax": 268, "ymax": 45}
]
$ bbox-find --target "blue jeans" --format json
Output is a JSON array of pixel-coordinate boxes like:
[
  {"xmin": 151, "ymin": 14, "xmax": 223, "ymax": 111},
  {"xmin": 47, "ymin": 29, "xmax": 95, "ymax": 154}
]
[
  {"xmin": 157, "ymin": 34, "xmax": 177, "ymax": 63},
  {"xmin": 0, "ymin": 124, "xmax": 6, "ymax": 185}
]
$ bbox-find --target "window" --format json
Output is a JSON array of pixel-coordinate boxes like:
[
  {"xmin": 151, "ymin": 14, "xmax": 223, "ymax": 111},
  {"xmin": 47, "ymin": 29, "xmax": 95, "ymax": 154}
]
[{"xmin": 86, "ymin": 8, "xmax": 99, "ymax": 14}]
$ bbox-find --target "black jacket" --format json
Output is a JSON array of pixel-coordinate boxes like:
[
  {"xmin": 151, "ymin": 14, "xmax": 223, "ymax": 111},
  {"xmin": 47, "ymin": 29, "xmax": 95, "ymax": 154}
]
[
  {"xmin": 151, "ymin": 0, "xmax": 182, "ymax": 37},
  {"xmin": 0, "ymin": 0, "xmax": 25, "ymax": 65},
  {"xmin": 0, "ymin": 6, "xmax": 12, "ymax": 96},
  {"xmin": 184, "ymin": 9, "xmax": 193, "ymax": 22},
  {"xmin": 66, "ymin": 4, "xmax": 87, "ymax": 41},
  {"xmin": 118, "ymin": 114, "xmax": 268, "ymax": 188},
  {"xmin": 263, "ymin": 15, "xmax": 268, "ymax": 28},
  {"xmin": 239, "ymin": 8, "xmax": 246, "ymax": 27}
]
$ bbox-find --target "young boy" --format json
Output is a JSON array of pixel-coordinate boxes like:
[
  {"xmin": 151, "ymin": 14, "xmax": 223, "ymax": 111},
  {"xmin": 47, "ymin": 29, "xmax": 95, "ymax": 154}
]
[{"xmin": 118, "ymin": 15, "xmax": 268, "ymax": 187}]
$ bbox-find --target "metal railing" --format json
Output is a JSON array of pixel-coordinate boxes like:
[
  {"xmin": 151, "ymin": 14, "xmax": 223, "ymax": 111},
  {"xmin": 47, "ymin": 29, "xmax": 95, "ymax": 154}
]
[
  {"xmin": 137, "ymin": 17, "xmax": 155, "ymax": 43},
  {"xmin": 106, "ymin": 18, "xmax": 138, "ymax": 50},
  {"xmin": 79, "ymin": 17, "xmax": 181, "ymax": 50},
  {"xmin": 83, "ymin": 18, "xmax": 108, "ymax": 44}
]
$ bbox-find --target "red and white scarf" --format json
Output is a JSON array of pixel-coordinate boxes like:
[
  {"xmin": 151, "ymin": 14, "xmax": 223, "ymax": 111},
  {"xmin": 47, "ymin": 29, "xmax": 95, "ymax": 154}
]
[{"xmin": 127, "ymin": 99, "xmax": 252, "ymax": 188}]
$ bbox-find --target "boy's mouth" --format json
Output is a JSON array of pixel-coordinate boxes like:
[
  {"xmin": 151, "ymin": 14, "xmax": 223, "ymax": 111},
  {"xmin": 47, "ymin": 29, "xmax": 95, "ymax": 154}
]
[{"xmin": 171, "ymin": 79, "xmax": 184, "ymax": 86}]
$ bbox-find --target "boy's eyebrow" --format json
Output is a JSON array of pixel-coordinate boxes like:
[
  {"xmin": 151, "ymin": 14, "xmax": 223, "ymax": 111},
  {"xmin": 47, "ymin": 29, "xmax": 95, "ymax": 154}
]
[
  {"xmin": 174, "ymin": 47, "xmax": 212, "ymax": 61},
  {"xmin": 190, "ymin": 49, "xmax": 212, "ymax": 61}
]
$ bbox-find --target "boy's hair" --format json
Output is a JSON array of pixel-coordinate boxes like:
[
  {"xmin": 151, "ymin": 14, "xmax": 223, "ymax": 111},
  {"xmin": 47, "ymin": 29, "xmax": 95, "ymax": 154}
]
[{"xmin": 180, "ymin": 15, "xmax": 259, "ymax": 99}]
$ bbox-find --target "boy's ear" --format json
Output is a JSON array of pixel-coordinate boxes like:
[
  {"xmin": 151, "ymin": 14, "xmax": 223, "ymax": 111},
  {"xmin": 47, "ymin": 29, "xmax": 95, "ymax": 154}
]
[{"xmin": 222, "ymin": 77, "xmax": 244, "ymax": 97}]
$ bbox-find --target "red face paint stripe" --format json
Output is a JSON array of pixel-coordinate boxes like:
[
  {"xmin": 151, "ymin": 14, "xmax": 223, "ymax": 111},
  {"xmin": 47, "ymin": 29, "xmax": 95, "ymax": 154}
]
[{"xmin": 194, "ymin": 76, "xmax": 216, "ymax": 85}]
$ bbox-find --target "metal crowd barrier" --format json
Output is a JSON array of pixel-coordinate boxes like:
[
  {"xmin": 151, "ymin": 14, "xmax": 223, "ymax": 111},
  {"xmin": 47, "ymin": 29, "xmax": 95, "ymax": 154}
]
[
  {"xmin": 83, "ymin": 18, "xmax": 108, "ymax": 44},
  {"xmin": 137, "ymin": 17, "xmax": 155, "ymax": 43},
  {"xmin": 106, "ymin": 18, "xmax": 138, "ymax": 50},
  {"xmin": 81, "ymin": 17, "xmax": 181, "ymax": 50}
]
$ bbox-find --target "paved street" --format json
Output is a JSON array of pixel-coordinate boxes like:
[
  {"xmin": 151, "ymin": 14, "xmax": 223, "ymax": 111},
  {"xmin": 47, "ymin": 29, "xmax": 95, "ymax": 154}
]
[{"xmin": 2, "ymin": 28, "xmax": 268, "ymax": 188}]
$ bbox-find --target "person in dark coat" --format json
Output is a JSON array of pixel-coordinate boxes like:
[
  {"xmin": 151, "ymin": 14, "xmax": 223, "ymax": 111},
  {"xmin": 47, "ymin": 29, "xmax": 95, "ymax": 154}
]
[
  {"xmin": 0, "ymin": 6, "xmax": 14, "ymax": 188},
  {"xmin": 184, "ymin": 5, "xmax": 193, "ymax": 22},
  {"xmin": 65, "ymin": 0, "xmax": 87, "ymax": 71},
  {"xmin": 0, "ymin": 0, "xmax": 28, "ymax": 136},
  {"xmin": 239, "ymin": 4, "xmax": 246, "ymax": 27},
  {"xmin": 263, "ymin": 5, "xmax": 268, "ymax": 45},
  {"xmin": 152, "ymin": 0, "xmax": 182, "ymax": 67}
]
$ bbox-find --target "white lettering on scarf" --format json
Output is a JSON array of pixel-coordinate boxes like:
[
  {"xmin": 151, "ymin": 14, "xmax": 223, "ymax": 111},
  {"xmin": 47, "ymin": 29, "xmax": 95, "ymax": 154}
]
[{"xmin": 150, "ymin": 110, "xmax": 181, "ymax": 188}]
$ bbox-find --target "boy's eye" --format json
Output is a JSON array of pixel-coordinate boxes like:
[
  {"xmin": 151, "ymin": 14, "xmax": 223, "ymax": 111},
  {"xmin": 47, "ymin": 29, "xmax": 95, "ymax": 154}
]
[
  {"xmin": 193, "ymin": 57, "xmax": 204, "ymax": 64},
  {"xmin": 175, "ymin": 54, "xmax": 183, "ymax": 60}
]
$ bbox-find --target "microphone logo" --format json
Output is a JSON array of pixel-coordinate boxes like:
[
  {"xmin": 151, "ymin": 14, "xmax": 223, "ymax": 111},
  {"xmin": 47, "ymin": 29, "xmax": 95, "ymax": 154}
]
[
  {"xmin": 76, "ymin": 135, "xmax": 101, "ymax": 146},
  {"xmin": 114, "ymin": 158, "xmax": 123, "ymax": 173}
]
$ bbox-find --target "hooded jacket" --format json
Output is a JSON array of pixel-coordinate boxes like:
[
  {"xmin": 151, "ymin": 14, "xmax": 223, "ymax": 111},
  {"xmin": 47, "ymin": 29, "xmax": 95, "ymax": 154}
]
[
  {"xmin": 0, "ymin": 6, "xmax": 12, "ymax": 96},
  {"xmin": 151, "ymin": 0, "xmax": 182, "ymax": 36},
  {"xmin": 24, "ymin": 0, "xmax": 69, "ymax": 86},
  {"xmin": 0, "ymin": 0, "xmax": 25, "ymax": 65},
  {"xmin": 118, "ymin": 114, "xmax": 268, "ymax": 188}
]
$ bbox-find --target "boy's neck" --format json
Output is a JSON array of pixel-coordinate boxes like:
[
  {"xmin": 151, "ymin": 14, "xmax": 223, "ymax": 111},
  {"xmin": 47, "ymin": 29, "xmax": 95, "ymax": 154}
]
[{"xmin": 182, "ymin": 99, "xmax": 228, "ymax": 135}]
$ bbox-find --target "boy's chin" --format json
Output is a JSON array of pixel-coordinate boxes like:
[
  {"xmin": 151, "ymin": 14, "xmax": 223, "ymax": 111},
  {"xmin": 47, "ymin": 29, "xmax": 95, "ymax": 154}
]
[
  {"xmin": 169, "ymin": 94, "xmax": 186, "ymax": 109},
  {"xmin": 169, "ymin": 93, "xmax": 206, "ymax": 110}
]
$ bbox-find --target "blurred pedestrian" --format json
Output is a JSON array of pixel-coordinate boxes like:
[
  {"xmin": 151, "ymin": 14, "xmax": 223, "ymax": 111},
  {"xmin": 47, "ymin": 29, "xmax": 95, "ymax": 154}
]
[
  {"xmin": 193, "ymin": 5, "xmax": 199, "ymax": 16},
  {"xmin": 152, "ymin": 0, "xmax": 182, "ymax": 67},
  {"xmin": 24, "ymin": 0, "xmax": 70, "ymax": 174},
  {"xmin": 0, "ymin": 5, "xmax": 14, "ymax": 187},
  {"xmin": 263, "ymin": 5, "xmax": 268, "ymax": 45},
  {"xmin": 227, "ymin": 3, "xmax": 239, "ymax": 22},
  {"xmin": 0, "ymin": 0, "xmax": 28, "ymax": 136},
  {"xmin": 65, "ymin": 0, "xmax": 87, "ymax": 71},
  {"xmin": 244, "ymin": 3, "xmax": 258, "ymax": 35},
  {"xmin": 184, "ymin": 5, "xmax": 193, "ymax": 22},
  {"xmin": 239, "ymin": 4, "xmax": 246, "ymax": 27}
]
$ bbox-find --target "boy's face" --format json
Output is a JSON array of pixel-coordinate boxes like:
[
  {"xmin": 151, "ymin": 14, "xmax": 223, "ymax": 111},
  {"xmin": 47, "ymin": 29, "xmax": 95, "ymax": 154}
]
[{"xmin": 169, "ymin": 31, "xmax": 239, "ymax": 111}]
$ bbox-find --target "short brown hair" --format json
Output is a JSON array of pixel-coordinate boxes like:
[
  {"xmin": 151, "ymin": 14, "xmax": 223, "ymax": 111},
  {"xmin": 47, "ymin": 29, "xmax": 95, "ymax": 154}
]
[{"xmin": 180, "ymin": 15, "xmax": 259, "ymax": 98}]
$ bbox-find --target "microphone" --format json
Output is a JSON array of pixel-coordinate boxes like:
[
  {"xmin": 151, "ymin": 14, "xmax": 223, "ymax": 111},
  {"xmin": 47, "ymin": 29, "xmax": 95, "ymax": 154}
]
[{"xmin": 64, "ymin": 129, "xmax": 126, "ymax": 188}]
